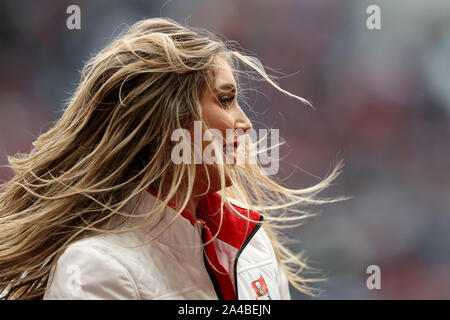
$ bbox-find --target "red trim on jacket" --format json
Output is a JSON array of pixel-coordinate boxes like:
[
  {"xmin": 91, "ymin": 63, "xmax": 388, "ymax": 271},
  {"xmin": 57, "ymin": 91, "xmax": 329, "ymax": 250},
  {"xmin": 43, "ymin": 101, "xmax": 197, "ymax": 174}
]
[{"xmin": 146, "ymin": 188, "xmax": 262, "ymax": 300}]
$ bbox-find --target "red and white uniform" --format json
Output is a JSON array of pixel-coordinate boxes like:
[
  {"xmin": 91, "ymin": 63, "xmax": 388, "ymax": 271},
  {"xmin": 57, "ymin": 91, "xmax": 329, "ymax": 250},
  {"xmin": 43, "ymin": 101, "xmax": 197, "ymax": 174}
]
[{"xmin": 43, "ymin": 190, "xmax": 291, "ymax": 300}]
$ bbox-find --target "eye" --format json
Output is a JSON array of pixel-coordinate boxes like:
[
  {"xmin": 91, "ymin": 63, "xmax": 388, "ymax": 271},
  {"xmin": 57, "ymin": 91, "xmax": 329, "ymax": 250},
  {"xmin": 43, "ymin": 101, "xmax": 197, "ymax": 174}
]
[{"xmin": 219, "ymin": 96, "xmax": 235, "ymax": 109}]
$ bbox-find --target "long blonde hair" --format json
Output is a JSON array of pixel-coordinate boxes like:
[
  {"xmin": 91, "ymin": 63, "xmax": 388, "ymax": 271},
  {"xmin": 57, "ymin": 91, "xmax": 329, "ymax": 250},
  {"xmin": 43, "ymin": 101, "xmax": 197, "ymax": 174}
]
[{"xmin": 0, "ymin": 17, "xmax": 344, "ymax": 299}]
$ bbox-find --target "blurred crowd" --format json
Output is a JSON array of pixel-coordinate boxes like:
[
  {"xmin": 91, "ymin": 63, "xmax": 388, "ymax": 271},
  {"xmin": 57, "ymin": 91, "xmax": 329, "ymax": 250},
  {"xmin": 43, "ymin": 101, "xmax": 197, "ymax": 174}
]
[{"xmin": 1, "ymin": 0, "xmax": 449, "ymax": 299}]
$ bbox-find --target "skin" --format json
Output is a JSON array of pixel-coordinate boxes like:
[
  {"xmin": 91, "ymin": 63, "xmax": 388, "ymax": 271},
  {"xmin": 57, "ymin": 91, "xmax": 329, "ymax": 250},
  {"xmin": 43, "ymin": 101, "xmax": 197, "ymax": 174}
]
[{"xmin": 181, "ymin": 55, "xmax": 253, "ymax": 215}]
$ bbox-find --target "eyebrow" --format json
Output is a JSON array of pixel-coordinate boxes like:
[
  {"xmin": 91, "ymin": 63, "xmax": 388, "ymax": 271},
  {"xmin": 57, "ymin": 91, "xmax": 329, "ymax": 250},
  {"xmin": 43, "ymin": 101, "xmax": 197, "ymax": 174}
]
[{"xmin": 214, "ymin": 83, "xmax": 236, "ymax": 93}]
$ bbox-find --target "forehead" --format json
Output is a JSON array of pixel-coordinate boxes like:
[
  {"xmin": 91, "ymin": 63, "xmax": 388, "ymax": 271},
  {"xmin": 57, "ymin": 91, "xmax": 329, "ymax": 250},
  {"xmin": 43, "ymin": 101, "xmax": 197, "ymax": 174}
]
[{"xmin": 213, "ymin": 56, "xmax": 236, "ymax": 88}]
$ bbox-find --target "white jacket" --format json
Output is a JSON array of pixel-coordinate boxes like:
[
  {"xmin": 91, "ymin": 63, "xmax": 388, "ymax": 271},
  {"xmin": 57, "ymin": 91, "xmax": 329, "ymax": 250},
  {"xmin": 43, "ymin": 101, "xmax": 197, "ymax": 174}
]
[{"xmin": 43, "ymin": 190, "xmax": 291, "ymax": 300}]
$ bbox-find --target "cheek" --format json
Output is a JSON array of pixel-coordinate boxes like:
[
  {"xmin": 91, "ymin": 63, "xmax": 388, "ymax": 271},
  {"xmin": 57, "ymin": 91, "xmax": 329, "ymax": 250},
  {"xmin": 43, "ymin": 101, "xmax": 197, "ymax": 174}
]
[{"xmin": 203, "ymin": 104, "xmax": 234, "ymax": 132}]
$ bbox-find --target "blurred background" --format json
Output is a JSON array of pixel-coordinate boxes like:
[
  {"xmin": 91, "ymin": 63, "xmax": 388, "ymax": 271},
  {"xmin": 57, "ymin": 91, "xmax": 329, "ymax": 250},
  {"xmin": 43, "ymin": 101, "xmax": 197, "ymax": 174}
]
[{"xmin": 1, "ymin": 0, "xmax": 449, "ymax": 299}]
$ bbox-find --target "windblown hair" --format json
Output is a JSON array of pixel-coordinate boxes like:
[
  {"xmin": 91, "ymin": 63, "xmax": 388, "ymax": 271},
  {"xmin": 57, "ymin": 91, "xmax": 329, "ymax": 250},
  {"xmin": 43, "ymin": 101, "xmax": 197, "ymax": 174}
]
[{"xmin": 0, "ymin": 17, "xmax": 344, "ymax": 299}]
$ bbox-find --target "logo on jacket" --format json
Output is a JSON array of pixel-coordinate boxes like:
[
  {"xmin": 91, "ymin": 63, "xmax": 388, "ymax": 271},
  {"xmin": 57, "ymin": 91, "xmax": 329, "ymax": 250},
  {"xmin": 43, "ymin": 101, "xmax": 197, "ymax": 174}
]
[{"xmin": 251, "ymin": 274, "xmax": 271, "ymax": 300}]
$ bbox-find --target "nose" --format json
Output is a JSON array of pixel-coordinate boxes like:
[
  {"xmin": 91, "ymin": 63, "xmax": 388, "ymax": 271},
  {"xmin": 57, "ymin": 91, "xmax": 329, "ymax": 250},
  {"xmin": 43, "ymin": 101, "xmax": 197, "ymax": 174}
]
[{"xmin": 234, "ymin": 104, "xmax": 253, "ymax": 133}]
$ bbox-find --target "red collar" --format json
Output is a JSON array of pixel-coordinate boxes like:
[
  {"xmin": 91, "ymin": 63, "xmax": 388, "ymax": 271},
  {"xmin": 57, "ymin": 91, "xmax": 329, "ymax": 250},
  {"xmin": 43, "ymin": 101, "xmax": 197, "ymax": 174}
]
[
  {"xmin": 146, "ymin": 189, "xmax": 262, "ymax": 250},
  {"xmin": 146, "ymin": 188, "xmax": 263, "ymax": 299}
]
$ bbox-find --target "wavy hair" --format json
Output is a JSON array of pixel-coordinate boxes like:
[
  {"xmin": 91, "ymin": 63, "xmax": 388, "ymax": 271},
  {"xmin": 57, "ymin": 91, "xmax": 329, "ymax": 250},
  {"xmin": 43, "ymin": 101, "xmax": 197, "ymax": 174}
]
[{"xmin": 0, "ymin": 17, "xmax": 345, "ymax": 299}]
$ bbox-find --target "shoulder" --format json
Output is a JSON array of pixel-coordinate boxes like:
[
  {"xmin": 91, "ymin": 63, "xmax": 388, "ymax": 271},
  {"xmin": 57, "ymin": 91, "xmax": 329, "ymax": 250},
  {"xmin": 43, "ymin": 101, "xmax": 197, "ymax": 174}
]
[{"xmin": 44, "ymin": 237, "xmax": 141, "ymax": 300}]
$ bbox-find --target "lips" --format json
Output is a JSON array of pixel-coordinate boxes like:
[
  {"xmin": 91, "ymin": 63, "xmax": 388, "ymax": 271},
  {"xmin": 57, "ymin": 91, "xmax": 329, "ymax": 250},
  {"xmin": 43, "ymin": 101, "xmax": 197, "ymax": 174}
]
[
  {"xmin": 223, "ymin": 140, "xmax": 239, "ymax": 163},
  {"xmin": 223, "ymin": 140, "xmax": 239, "ymax": 152}
]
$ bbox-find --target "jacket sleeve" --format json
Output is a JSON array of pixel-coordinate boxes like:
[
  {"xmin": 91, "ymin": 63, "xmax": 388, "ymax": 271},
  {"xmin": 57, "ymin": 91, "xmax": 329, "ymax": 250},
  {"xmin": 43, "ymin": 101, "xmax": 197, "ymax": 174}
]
[
  {"xmin": 277, "ymin": 264, "xmax": 291, "ymax": 300},
  {"xmin": 258, "ymin": 226, "xmax": 292, "ymax": 300},
  {"xmin": 43, "ymin": 245, "xmax": 139, "ymax": 300}
]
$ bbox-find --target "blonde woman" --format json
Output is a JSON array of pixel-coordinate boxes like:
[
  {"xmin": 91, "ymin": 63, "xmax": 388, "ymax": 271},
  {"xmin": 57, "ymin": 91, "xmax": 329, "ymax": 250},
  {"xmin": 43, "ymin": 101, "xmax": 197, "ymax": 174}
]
[{"xmin": 0, "ymin": 18, "xmax": 343, "ymax": 300}]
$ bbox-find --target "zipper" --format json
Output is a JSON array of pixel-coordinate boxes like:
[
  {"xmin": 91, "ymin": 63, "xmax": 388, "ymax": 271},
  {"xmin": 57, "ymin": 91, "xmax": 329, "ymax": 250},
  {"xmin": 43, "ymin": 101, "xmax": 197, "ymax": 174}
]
[
  {"xmin": 200, "ymin": 224, "xmax": 224, "ymax": 300},
  {"xmin": 233, "ymin": 214, "xmax": 264, "ymax": 300},
  {"xmin": 200, "ymin": 215, "xmax": 264, "ymax": 300}
]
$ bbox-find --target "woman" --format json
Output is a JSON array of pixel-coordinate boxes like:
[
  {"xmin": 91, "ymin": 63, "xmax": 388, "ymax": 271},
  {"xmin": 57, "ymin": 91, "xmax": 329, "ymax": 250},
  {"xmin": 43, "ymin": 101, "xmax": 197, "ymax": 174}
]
[{"xmin": 0, "ymin": 18, "xmax": 343, "ymax": 300}]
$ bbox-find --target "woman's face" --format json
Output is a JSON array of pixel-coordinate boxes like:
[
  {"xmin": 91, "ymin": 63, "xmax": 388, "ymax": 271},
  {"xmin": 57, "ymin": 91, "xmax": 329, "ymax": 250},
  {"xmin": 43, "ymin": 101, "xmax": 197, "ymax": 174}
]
[{"xmin": 192, "ymin": 56, "xmax": 253, "ymax": 195}]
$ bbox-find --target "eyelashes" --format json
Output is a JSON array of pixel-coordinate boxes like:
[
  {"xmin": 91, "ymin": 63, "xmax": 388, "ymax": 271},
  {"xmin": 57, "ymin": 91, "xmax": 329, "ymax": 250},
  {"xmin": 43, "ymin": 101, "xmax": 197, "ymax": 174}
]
[{"xmin": 219, "ymin": 96, "xmax": 235, "ymax": 109}]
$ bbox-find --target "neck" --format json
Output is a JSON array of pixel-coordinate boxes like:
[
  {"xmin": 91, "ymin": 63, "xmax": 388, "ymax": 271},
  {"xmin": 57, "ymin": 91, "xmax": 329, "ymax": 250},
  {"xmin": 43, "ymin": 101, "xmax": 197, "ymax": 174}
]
[
  {"xmin": 186, "ymin": 197, "xmax": 200, "ymax": 216},
  {"xmin": 168, "ymin": 188, "xmax": 205, "ymax": 218}
]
